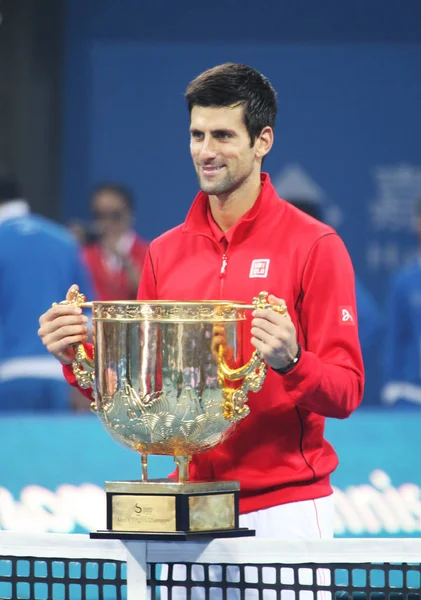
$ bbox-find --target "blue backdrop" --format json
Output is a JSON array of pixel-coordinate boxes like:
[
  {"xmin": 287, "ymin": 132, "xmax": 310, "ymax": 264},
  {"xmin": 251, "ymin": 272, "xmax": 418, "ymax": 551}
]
[{"xmin": 61, "ymin": 0, "xmax": 421, "ymax": 406}]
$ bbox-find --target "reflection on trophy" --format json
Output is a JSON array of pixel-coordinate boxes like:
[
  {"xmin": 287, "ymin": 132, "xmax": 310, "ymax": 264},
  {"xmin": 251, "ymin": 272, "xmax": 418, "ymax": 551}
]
[{"xmin": 65, "ymin": 289, "xmax": 282, "ymax": 539}]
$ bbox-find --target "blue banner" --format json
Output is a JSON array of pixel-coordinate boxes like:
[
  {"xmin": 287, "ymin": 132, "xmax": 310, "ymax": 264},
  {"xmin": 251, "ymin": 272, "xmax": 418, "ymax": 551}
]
[
  {"xmin": 0, "ymin": 411, "xmax": 419, "ymax": 537},
  {"xmin": 62, "ymin": 41, "xmax": 421, "ymax": 407}
]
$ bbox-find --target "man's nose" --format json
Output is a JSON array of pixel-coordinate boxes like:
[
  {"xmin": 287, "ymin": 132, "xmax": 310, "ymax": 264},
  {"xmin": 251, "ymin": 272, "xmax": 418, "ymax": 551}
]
[{"xmin": 199, "ymin": 135, "xmax": 217, "ymax": 160}]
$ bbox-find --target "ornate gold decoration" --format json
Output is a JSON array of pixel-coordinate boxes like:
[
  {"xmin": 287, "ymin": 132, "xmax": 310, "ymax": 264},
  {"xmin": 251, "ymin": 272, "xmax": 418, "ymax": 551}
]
[
  {"xmin": 62, "ymin": 288, "xmax": 87, "ymax": 308},
  {"xmin": 252, "ymin": 291, "xmax": 287, "ymax": 315},
  {"xmin": 91, "ymin": 301, "xmax": 248, "ymax": 322},
  {"xmin": 72, "ymin": 345, "xmax": 95, "ymax": 388},
  {"xmin": 59, "ymin": 288, "xmax": 287, "ymax": 480},
  {"xmin": 96, "ymin": 378, "xmax": 236, "ymax": 456},
  {"xmin": 216, "ymin": 292, "xmax": 271, "ymax": 422}
]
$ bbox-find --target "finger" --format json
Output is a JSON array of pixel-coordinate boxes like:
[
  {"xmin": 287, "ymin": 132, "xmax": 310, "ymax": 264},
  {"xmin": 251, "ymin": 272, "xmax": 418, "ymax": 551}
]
[
  {"xmin": 42, "ymin": 323, "xmax": 89, "ymax": 345},
  {"xmin": 38, "ymin": 315, "xmax": 88, "ymax": 338},
  {"xmin": 47, "ymin": 313, "xmax": 88, "ymax": 331},
  {"xmin": 253, "ymin": 307, "xmax": 289, "ymax": 326},
  {"xmin": 46, "ymin": 329, "xmax": 89, "ymax": 349},
  {"xmin": 66, "ymin": 284, "xmax": 79, "ymax": 302},
  {"xmin": 39, "ymin": 326, "xmax": 89, "ymax": 355},
  {"xmin": 39, "ymin": 303, "xmax": 82, "ymax": 326},
  {"xmin": 250, "ymin": 326, "xmax": 282, "ymax": 348},
  {"xmin": 267, "ymin": 296, "xmax": 289, "ymax": 317},
  {"xmin": 268, "ymin": 294, "xmax": 285, "ymax": 306},
  {"xmin": 250, "ymin": 336, "xmax": 271, "ymax": 355},
  {"xmin": 46, "ymin": 333, "xmax": 89, "ymax": 355},
  {"xmin": 251, "ymin": 316, "xmax": 287, "ymax": 336}
]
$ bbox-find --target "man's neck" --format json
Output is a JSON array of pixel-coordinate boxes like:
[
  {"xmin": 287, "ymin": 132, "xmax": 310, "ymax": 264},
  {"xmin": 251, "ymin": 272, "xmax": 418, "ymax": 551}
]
[{"xmin": 208, "ymin": 175, "xmax": 262, "ymax": 233}]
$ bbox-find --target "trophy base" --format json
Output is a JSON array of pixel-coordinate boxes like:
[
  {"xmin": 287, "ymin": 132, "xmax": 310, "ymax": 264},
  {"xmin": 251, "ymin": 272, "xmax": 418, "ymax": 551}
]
[
  {"xmin": 90, "ymin": 527, "xmax": 255, "ymax": 541},
  {"xmin": 103, "ymin": 479, "xmax": 249, "ymax": 537}
]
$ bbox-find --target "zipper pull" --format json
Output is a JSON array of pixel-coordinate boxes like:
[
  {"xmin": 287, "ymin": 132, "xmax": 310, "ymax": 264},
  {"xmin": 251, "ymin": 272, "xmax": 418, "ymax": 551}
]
[{"xmin": 220, "ymin": 254, "xmax": 228, "ymax": 276}]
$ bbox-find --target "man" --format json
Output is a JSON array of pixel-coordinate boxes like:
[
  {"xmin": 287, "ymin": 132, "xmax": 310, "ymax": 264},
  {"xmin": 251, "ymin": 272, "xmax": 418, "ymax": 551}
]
[
  {"xmin": 0, "ymin": 176, "xmax": 93, "ymax": 411},
  {"xmin": 82, "ymin": 183, "xmax": 149, "ymax": 300},
  {"xmin": 39, "ymin": 64, "xmax": 364, "ymax": 540}
]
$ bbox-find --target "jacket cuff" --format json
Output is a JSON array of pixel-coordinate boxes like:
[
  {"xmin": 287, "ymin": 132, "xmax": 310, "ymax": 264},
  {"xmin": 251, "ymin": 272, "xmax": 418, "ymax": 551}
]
[
  {"xmin": 62, "ymin": 363, "xmax": 77, "ymax": 386},
  {"xmin": 279, "ymin": 349, "xmax": 322, "ymax": 405}
]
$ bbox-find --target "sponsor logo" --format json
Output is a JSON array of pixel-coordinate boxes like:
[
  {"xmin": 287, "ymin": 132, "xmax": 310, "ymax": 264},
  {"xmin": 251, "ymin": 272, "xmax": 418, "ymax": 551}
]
[
  {"xmin": 340, "ymin": 306, "xmax": 355, "ymax": 324},
  {"xmin": 249, "ymin": 259, "xmax": 270, "ymax": 279}
]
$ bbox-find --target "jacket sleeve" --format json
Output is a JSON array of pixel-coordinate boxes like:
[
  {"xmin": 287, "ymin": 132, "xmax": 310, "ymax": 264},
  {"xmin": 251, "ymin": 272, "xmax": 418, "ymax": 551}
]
[{"xmin": 282, "ymin": 233, "xmax": 364, "ymax": 419}]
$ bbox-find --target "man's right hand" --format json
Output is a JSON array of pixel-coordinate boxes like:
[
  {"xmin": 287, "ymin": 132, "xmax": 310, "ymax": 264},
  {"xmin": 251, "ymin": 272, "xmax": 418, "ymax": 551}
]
[{"xmin": 38, "ymin": 285, "xmax": 90, "ymax": 365}]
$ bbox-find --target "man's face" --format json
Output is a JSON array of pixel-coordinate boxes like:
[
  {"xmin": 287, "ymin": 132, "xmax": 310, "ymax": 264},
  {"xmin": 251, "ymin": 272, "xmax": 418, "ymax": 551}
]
[
  {"xmin": 190, "ymin": 104, "xmax": 261, "ymax": 197},
  {"xmin": 92, "ymin": 191, "xmax": 132, "ymax": 240}
]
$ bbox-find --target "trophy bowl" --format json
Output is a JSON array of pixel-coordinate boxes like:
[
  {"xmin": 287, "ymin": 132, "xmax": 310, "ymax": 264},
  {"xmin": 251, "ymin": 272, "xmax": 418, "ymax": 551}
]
[{"xmin": 64, "ymin": 289, "xmax": 278, "ymax": 539}]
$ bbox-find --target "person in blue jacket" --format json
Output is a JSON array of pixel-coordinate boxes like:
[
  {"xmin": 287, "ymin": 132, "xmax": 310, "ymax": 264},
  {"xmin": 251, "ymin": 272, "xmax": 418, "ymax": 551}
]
[
  {"xmin": 382, "ymin": 234, "xmax": 421, "ymax": 407},
  {"xmin": 0, "ymin": 176, "xmax": 93, "ymax": 411},
  {"xmin": 287, "ymin": 198, "xmax": 381, "ymax": 356}
]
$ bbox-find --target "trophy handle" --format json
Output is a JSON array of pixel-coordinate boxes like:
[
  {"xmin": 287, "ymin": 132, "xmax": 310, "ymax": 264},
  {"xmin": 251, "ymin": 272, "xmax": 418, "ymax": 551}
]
[
  {"xmin": 218, "ymin": 291, "xmax": 284, "ymax": 423},
  {"xmin": 218, "ymin": 347, "xmax": 264, "ymax": 380},
  {"xmin": 59, "ymin": 288, "xmax": 96, "ymax": 409},
  {"xmin": 72, "ymin": 344, "xmax": 95, "ymax": 390},
  {"xmin": 218, "ymin": 348, "xmax": 267, "ymax": 423}
]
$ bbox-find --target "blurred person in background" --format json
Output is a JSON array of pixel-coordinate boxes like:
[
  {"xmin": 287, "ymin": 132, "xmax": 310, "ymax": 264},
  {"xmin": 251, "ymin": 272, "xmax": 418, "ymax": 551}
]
[
  {"xmin": 81, "ymin": 183, "xmax": 149, "ymax": 300},
  {"xmin": 0, "ymin": 176, "xmax": 93, "ymax": 412},
  {"xmin": 382, "ymin": 198, "xmax": 421, "ymax": 408},
  {"xmin": 287, "ymin": 198, "xmax": 381, "ymax": 356}
]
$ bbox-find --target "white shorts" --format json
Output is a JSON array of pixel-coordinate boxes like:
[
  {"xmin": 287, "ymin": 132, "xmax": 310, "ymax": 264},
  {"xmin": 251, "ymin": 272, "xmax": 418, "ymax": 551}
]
[{"xmin": 160, "ymin": 494, "xmax": 334, "ymax": 600}]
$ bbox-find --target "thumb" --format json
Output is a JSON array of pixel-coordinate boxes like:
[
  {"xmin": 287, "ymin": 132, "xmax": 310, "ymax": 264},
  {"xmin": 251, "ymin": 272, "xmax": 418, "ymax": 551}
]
[
  {"xmin": 268, "ymin": 294, "xmax": 284, "ymax": 306},
  {"xmin": 66, "ymin": 284, "xmax": 79, "ymax": 302}
]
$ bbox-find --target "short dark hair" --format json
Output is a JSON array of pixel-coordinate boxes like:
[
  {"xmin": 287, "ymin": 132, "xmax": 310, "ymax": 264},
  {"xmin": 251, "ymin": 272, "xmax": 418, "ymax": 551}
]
[
  {"xmin": 185, "ymin": 63, "xmax": 278, "ymax": 145},
  {"xmin": 91, "ymin": 183, "xmax": 135, "ymax": 212},
  {"xmin": 0, "ymin": 176, "xmax": 22, "ymax": 203}
]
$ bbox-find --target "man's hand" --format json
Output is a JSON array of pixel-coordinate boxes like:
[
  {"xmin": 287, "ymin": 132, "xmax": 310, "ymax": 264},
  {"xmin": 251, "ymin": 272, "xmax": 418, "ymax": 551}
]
[
  {"xmin": 250, "ymin": 294, "xmax": 299, "ymax": 371},
  {"xmin": 38, "ymin": 285, "xmax": 89, "ymax": 364}
]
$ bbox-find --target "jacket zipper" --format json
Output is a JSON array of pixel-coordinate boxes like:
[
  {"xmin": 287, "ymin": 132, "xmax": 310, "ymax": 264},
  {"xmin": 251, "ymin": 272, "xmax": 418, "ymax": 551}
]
[{"xmin": 219, "ymin": 253, "xmax": 228, "ymax": 298}]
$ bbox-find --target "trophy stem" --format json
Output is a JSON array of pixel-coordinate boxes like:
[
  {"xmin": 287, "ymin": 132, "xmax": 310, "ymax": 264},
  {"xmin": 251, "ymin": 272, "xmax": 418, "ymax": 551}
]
[
  {"xmin": 174, "ymin": 455, "xmax": 191, "ymax": 483},
  {"xmin": 141, "ymin": 454, "xmax": 148, "ymax": 482}
]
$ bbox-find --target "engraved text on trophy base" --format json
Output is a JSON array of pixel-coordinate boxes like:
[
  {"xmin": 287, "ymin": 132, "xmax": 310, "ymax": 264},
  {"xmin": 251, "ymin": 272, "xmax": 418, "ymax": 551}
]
[{"xmin": 111, "ymin": 495, "xmax": 176, "ymax": 532}]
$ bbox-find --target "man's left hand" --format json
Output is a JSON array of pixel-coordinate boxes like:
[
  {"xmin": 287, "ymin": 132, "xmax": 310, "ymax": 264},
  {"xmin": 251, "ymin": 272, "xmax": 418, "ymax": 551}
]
[{"xmin": 251, "ymin": 294, "xmax": 299, "ymax": 371}]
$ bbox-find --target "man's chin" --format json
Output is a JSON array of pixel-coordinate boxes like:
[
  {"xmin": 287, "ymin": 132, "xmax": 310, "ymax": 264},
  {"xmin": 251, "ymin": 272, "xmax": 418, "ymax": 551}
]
[{"xmin": 198, "ymin": 178, "xmax": 230, "ymax": 196}]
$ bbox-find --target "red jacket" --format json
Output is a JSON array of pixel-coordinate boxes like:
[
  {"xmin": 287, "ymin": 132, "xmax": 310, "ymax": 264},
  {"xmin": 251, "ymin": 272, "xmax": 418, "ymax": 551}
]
[
  {"xmin": 83, "ymin": 234, "xmax": 148, "ymax": 301},
  {"xmin": 64, "ymin": 174, "xmax": 364, "ymax": 513}
]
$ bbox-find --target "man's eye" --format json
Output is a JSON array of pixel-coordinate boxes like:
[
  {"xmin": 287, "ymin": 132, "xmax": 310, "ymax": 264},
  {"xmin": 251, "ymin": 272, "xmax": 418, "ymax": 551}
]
[{"xmin": 191, "ymin": 131, "xmax": 203, "ymax": 140}]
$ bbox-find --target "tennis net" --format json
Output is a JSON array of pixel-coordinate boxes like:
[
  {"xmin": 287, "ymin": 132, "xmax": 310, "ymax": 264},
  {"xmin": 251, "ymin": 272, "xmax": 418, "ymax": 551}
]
[{"xmin": 0, "ymin": 532, "xmax": 420, "ymax": 599}]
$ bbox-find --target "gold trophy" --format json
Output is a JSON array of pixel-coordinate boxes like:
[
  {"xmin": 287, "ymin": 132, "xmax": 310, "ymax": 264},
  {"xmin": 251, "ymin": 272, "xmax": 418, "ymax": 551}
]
[{"xmin": 65, "ymin": 289, "xmax": 282, "ymax": 540}]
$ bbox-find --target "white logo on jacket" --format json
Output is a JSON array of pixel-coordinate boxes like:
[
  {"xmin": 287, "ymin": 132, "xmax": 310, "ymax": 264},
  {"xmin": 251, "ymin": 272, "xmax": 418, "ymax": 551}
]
[
  {"xmin": 249, "ymin": 259, "xmax": 270, "ymax": 278},
  {"xmin": 341, "ymin": 309, "xmax": 354, "ymax": 322}
]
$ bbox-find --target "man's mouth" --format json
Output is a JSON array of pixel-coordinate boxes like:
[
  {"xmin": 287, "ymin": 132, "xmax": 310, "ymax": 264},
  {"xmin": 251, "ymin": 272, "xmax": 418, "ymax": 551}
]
[{"xmin": 201, "ymin": 165, "xmax": 225, "ymax": 174}]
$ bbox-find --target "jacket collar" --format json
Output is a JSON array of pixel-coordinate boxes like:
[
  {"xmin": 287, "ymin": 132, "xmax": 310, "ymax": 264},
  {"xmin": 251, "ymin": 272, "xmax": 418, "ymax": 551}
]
[{"xmin": 182, "ymin": 173, "xmax": 285, "ymax": 244}]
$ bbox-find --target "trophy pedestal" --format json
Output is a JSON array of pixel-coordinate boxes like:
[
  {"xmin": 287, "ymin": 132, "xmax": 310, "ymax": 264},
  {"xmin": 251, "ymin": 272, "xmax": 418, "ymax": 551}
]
[{"xmin": 89, "ymin": 479, "xmax": 255, "ymax": 541}]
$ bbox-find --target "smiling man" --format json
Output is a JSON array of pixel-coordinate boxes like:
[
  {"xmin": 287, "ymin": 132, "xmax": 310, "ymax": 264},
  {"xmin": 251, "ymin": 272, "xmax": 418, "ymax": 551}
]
[{"xmin": 39, "ymin": 64, "xmax": 364, "ymax": 548}]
